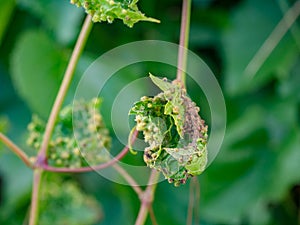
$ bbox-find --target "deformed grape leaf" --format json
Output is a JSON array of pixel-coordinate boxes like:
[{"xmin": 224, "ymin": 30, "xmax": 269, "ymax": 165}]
[
  {"xmin": 10, "ymin": 30, "xmax": 68, "ymax": 118},
  {"xmin": 130, "ymin": 75, "xmax": 208, "ymax": 186}
]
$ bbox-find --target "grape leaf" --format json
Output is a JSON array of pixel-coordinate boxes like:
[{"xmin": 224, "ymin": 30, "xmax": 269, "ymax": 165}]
[
  {"xmin": 70, "ymin": 0, "xmax": 160, "ymax": 27},
  {"xmin": 10, "ymin": 30, "xmax": 68, "ymax": 118}
]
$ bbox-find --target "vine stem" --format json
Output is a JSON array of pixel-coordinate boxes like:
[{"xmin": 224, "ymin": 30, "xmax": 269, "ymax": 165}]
[
  {"xmin": 113, "ymin": 164, "xmax": 143, "ymax": 197},
  {"xmin": 29, "ymin": 15, "xmax": 93, "ymax": 225},
  {"xmin": 0, "ymin": 133, "xmax": 32, "ymax": 168},
  {"xmin": 36, "ymin": 15, "xmax": 93, "ymax": 165},
  {"xmin": 134, "ymin": 170, "xmax": 160, "ymax": 225},
  {"xmin": 28, "ymin": 170, "xmax": 42, "ymax": 225},
  {"xmin": 186, "ymin": 178, "xmax": 195, "ymax": 225},
  {"xmin": 186, "ymin": 177, "xmax": 200, "ymax": 225},
  {"xmin": 149, "ymin": 206, "xmax": 159, "ymax": 225},
  {"xmin": 194, "ymin": 178, "xmax": 200, "ymax": 225},
  {"xmin": 41, "ymin": 150, "xmax": 128, "ymax": 172},
  {"xmin": 40, "ymin": 129, "xmax": 138, "ymax": 173},
  {"xmin": 41, "ymin": 128, "xmax": 143, "ymax": 196},
  {"xmin": 176, "ymin": 0, "xmax": 192, "ymax": 87},
  {"xmin": 134, "ymin": 1, "xmax": 192, "ymax": 224}
]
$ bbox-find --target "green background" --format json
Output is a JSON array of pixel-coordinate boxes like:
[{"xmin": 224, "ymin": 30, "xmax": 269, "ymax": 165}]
[{"xmin": 0, "ymin": 0, "xmax": 300, "ymax": 224}]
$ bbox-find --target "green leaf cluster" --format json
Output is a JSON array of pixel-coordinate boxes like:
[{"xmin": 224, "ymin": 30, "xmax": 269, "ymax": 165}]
[
  {"xmin": 130, "ymin": 75, "xmax": 208, "ymax": 186},
  {"xmin": 27, "ymin": 98, "xmax": 111, "ymax": 168},
  {"xmin": 70, "ymin": 0, "xmax": 160, "ymax": 27}
]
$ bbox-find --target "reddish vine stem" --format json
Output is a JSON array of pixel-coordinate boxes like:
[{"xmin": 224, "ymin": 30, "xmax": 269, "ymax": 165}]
[
  {"xmin": 41, "ymin": 146, "xmax": 127, "ymax": 172},
  {"xmin": 0, "ymin": 133, "xmax": 32, "ymax": 168},
  {"xmin": 36, "ymin": 15, "xmax": 93, "ymax": 165},
  {"xmin": 194, "ymin": 177, "xmax": 200, "ymax": 225},
  {"xmin": 28, "ymin": 170, "xmax": 42, "ymax": 225},
  {"xmin": 176, "ymin": 0, "xmax": 191, "ymax": 87},
  {"xmin": 40, "ymin": 129, "xmax": 138, "ymax": 173},
  {"xmin": 29, "ymin": 15, "xmax": 93, "ymax": 225},
  {"xmin": 149, "ymin": 206, "xmax": 159, "ymax": 225},
  {"xmin": 112, "ymin": 164, "xmax": 143, "ymax": 197},
  {"xmin": 186, "ymin": 177, "xmax": 200, "ymax": 225},
  {"xmin": 134, "ymin": 1, "xmax": 192, "ymax": 224},
  {"xmin": 186, "ymin": 178, "xmax": 195, "ymax": 225},
  {"xmin": 135, "ymin": 170, "xmax": 160, "ymax": 225}
]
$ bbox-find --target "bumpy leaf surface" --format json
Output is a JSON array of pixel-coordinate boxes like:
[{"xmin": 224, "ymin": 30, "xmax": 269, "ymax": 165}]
[
  {"xmin": 130, "ymin": 74, "xmax": 208, "ymax": 186},
  {"xmin": 70, "ymin": 0, "xmax": 160, "ymax": 27},
  {"xmin": 27, "ymin": 98, "xmax": 111, "ymax": 168}
]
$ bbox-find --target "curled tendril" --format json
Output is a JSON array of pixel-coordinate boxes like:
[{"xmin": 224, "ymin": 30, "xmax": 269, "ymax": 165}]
[
  {"xmin": 27, "ymin": 98, "xmax": 111, "ymax": 168},
  {"xmin": 129, "ymin": 74, "xmax": 208, "ymax": 186},
  {"xmin": 70, "ymin": 0, "xmax": 160, "ymax": 27}
]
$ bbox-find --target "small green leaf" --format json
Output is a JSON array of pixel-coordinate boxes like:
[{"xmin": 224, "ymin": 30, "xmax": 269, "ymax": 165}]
[{"xmin": 149, "ymin": 73, "xmax": 173, "ymax": 92}]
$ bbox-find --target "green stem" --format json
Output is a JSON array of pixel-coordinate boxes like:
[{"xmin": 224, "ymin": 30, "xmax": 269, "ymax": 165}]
[
  {"xmin": 29, "ymin": 170, "xmax": 42, "ymax": 225},
  {"xmin": 186, "ymin": 178, "xmax": 195, "ymax": 225},
  {"xmin": 29, "ymin": 15, "xmax": 93, "ymax": 225},
  {"xmin": 0, "ymin": 133, "xmax": 33, "ymax": 168},
  {"xmin": 134, "ymin": 2, "xmax": 192, "ymax": 224},
  {"xmin": 134, "ymin": 170, "xmax": 160, "ymax": 225},
  {"xmin": 149, "ymin": 206, "xmax": 158, "ymax": 225},
  {"xmin": 176, "ymin": 0, "xmax": 192, "ymax": 87},
  {"xmin": 194, "ymin": 178, "xmax": 200, "ymax": 225},
  {"xmin": 36, "ymin": 15, "xmax": 93, "ymax": 166}
]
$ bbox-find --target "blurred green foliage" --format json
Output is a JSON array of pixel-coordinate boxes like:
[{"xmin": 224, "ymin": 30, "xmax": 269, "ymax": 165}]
[
  {"xmin": 0, "ymin": 0, "xmax": 299, "ymax": 225},
  {"xmin": 39, "ymin": 173, "xmax": 102, "ymax": 225}
]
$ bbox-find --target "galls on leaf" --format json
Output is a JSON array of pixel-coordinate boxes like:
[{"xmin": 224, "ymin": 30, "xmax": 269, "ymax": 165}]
[
  {"xmin": 129, "ymin": 74, "xmax": 208, "ymax": 186},
  {"xmin": 70, "ymin": 0, "xmax": 160, "ymax": 27},
  {"xmin": 27, "ymin": 98, "xmax": 111, "ymax": 168}
]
